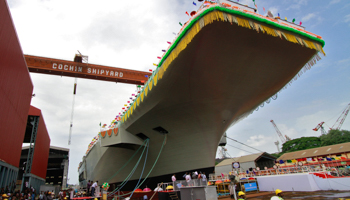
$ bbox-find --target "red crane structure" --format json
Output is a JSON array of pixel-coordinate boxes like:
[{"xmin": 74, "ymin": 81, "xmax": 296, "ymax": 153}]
[
  {"xmin": 313, "ymin": 121, "xmax": 326, "ymax": 135},
  {"xmin": 313, "ymin": 103, "xmax": 350, "ymax": 135},
  {"xmin": 331, "ymin": 103, "xmax": 350, "ymax": 130}
]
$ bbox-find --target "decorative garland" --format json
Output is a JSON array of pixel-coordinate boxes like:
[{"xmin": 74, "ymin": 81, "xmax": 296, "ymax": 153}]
[{"xmin": 118, "ymin": 5, "xmax": 325, "ymax": 124}]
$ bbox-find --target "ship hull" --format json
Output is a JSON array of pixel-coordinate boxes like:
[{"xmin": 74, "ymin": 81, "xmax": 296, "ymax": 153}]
[{"xmin": 79, "ymin": 4, "xmax": 324, "ymax": 191}]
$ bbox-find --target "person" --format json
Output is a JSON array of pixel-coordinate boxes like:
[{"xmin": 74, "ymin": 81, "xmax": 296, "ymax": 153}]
[
  {"xmin": 87, "ymin": 181, "xmax": 91, "ymax": 195},
  {"xmin": 202, "ymin": 172, "xmax": 207, "ymax": 182},
  {"xmin": 43, "ymin": 192, "xmax": 48, "ymax": 200},
  {"xmin": 2, "ymin": 193, "xmax": 9, "ymax": 200},
  {"xmin": 185, "ymin": 172, "xmax": 192, "ymax": 186},
  {"xmin": 270, "ymin": 189, "xmax": 284, "ymax": 200},
  {"xmin": 91, "ymin": 181, "xmax": 98, "ymax": 197},
  {"xmin": 47, "ymin": 192, "xmax": 53, "ymax": 200},
  {"xmin": 238, "ymin": 191, "xmax": 245, "ymax": 200},
  {"xmin": 193, "ymin": 171, "xmax": 198, "ymax": 179},
  {"xmin": 171, "ymin": 174, "xmax": 176, "ymax": 188}
]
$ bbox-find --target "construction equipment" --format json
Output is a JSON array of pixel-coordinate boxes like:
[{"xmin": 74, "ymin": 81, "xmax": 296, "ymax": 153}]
[
  {"xmin": 274, "ymin": 140, "xmax": 280, "ymax": 152},
  {"xmin": 313, "ymin": 102, "xmax": 350, "ymax": 135},
  {"xmin": 270, "ymin": 120, "xmax": 291, "ymax": 144},
  {"xmin": 313, "ymin": 121, "xmax": 327, "ymax": 135},
  {"xmin": 331, "ymin": 103, "xmax": 350, "ymax": 130},
  {"xmin": 25, "ymin": 55, "xmax": 151, "ymax": 85}
]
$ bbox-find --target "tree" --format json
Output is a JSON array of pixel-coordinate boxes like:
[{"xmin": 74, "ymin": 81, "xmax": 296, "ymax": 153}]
[
  {"xmin": 320, "ymin": 129, "xmax": 350, "ymax": 146},
  {"xmin": 281, "ymin": 137, "xmax": 322, "ymax": 153}
]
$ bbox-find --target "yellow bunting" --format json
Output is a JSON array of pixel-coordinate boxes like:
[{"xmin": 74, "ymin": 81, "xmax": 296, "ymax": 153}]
[
  {"xmin": 137, "ymin": 96, "xmax": 140, "ymax": 105},
  {"xmin": 145, "ymin": 85, "xmax": 148, "ymax": 96},
  {"xmin": 154, "ymin": 73, "xmax": 158, "ymax": 86},
  {"xmin": 149, "ymin": 80, "xmax": 153, "ymax": 91},
  {"xmin": 127, "ymin": 110, "xmax": 130, "ymax": 118},
  {"xmin": 141, "ymin": 91, "xmax": 144, "ymax": 102},
  {"xmin": 236, "ymin": 17, "xmax": 251, "ymax": 29},
  {"xmin": 133, "ymin": 101, "xmax": 136, "ymax": 110},
  {"xmin": 131, "ymin": 105, "xmax": 133, "ymax": 114}
]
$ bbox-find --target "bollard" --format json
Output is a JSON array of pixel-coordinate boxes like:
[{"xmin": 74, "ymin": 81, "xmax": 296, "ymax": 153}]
[{"xmin": 102, "ymin": 191, "xmax": 107, "ymax": 200}]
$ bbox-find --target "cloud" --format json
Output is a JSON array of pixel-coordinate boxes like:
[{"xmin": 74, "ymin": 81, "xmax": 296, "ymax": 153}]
[
  {"xmin": 329, "ymin": 0, "xmax": 341, "ymax": 5},
  {"xmin": 345, "ymin": 14, "xmax": 350, "ymax": 23},
  {"xmin": 301, "ymin": 13, "xmax": 316, "ymax": 22},
  {"xmin": 286, "ymin": 0, "xmax": 308, "ymax": 10}
]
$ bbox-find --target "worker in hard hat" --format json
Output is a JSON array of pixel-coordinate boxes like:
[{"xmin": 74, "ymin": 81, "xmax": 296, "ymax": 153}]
[
  {"xmin": 2, "ymin": 193, "xmax": 10, "ymax": 200},
  {"xmin": 270, "ymin": 189, "xmax": 284, "ymax": 200},
  {"xmin": 238, "ymin": 191, "xmax": 245, "ymax": 200}
]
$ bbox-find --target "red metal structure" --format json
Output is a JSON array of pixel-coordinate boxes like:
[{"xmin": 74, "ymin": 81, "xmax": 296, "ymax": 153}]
[
  {"xmin": 28, "ymin": 106, "xmax": 51, "ymax": 180},
  {"xmin": 25, "ymin": 55, "xmax": 152, "ymax": 85},
  {"xmin": 0, "ymin": 0, "xmax": 34, "ymax": 168}
]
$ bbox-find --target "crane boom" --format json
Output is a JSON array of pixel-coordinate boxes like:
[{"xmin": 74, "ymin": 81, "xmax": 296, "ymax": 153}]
[
  {"xmin": 313, "ymin": 121, "xmax": 326, "ymax": 135},
  {"xmin": 24, "ymin": 55, "xmax": 151, "ymax": 85},
  {"xmin": 331, "ymin": 103, "xmax": 350, "ymax": 130},
  {"xmin": 270, "ymin": 120, "xmax": 287, "ymax": 143}
]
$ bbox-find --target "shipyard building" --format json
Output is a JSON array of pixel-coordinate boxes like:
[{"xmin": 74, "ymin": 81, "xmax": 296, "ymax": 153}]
[{"xmin": 0, "ymin": 0, "xmax": 68, "ymax": 192}]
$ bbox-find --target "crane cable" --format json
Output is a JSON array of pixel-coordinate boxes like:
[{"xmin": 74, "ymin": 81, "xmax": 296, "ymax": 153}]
[
  {"xmin": 225, "ymin": 136, "xmax": 264, "ymax": 153},
  {"xmin": 68, "ymin": 78, "xmax": 77, "ymax": 145}
]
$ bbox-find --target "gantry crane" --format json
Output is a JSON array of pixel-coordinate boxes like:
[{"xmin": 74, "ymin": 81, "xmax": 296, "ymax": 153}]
[
  {"xmin": 25, "ymin": 54, "xmax": 153, "ymax": 144},
  {"xmin": 25, "ymin": 54, "xmax": 151, "ymax": 85}
]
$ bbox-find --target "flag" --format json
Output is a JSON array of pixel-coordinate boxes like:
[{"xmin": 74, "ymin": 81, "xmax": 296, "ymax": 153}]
[
  {"xmin": 252, "ymin": 0, "xmax": 255, "ymax": 5},
  {"xmin": 306, "ymin": 158, "xmax": 313, "ymax": 162},
  {"xmin": 326, "ymin": 157, "xmax": 332, "ymax": 161},
  {"xmin": 285, "ymin": 17, "xmax": 287, "ymax": 20},
  {"xmin": 145, "ymin": 75, "xmax": 149, "ymax": 78},
  {"xmin": 279, "ymin": 160, "xmax": 284, "ymax": 164},
  {"xmin": 299, "ymin": 21, "xmax": 302, "ymax": 26},
  {"xmin": 157, "ymin": 56, "xmax": 161, "ymax": 59},
  {"xmin": 167, "ymin": 41, "xmax": 171, "ymax": 44},
  {"xmin": 153, "ymin": 63, "xmax": 158, "ymax": 66},
  {"xmin": 263, "ymin": 7, "xmax": 265, "ymax": 12},
  {"xmin": 292, "ymin": 18, "xmax": 295, "ymax": 23},
  {"xmin": 149, "ymin": 69, "xmax": 152, "ymax": 72},
  {"xmin": 292, "ymin": 159, "xmax": 297, "ymax": 163},
  {"xmin": 179, "ymin": 22, "xmax": 183, "ymax": 26},
  {"xmin": 278, "ymin": 13, "xmax": 280, "ymax": 17},
  {"xmin": 162, "ymin": 50, "xmax": 166, "ymax": 52},
  {"xmin": 193, "ymin": 2, "xmax": 196, "ymax": 6},
  {"xmin": 335, "ymin": 157, "xmax": 341, "ymax": 160},
  {"xmin": 172, "ymin": 32, "xmax": 177, "ymax": 35},
  {"xmin": 255, "ymin": 4, "xmax": 257, "ymax": 9},
  {"xmin": 287, "ymin": 160, "xmax": 292, "ymax": 163},
  {"xmin": 186, "ymin": 11, "xmax": 189, "ymax": 16}
]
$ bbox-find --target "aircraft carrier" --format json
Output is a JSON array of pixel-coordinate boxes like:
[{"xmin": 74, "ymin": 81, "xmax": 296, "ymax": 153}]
[{"xmin": 78, "ymin": 0, "xmax": 325, "ymax": 192}]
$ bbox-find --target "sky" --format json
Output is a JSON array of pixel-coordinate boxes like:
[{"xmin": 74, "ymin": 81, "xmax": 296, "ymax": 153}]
[{"xmin": 7, "ymin": 0, "xmax": 350, "ymax": 184}]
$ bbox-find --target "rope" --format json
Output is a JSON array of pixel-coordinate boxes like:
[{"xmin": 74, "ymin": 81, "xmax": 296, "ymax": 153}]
[
  {"xmin": 112, "ymin": 135, "xmax": 167, "ymax": 197},
  {"xmin": 108, "ymin": 139, "xmax": 149, "ymax": 197},
  {"xmin": 106, "ymin": 139, "xmax": 148, "ymax": 183},
  {"xmin": 129, "ymin": 141, "xmax": 149, "ymax": 198}
]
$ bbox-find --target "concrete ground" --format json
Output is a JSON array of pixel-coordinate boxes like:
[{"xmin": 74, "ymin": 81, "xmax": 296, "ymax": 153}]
[{"xmin": 218, "ymin": 191, "xmax": 350, "ymax": 200}]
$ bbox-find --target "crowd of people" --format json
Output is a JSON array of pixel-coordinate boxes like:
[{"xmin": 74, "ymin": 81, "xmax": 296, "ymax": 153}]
[{"xmin": 0, "ymin": 182, "xmax": 102, "ymax": 200}]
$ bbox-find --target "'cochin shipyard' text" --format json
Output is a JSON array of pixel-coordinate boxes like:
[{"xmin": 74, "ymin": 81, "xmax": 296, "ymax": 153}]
[{"xmin": 52, "ymin": 63, "xmax": 123, "ymax": 77}]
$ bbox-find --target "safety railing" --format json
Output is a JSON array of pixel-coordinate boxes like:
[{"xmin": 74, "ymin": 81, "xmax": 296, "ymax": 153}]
[{"xmin": 209, "ymin": 165, "xmax": 350, "ymax": 181}]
